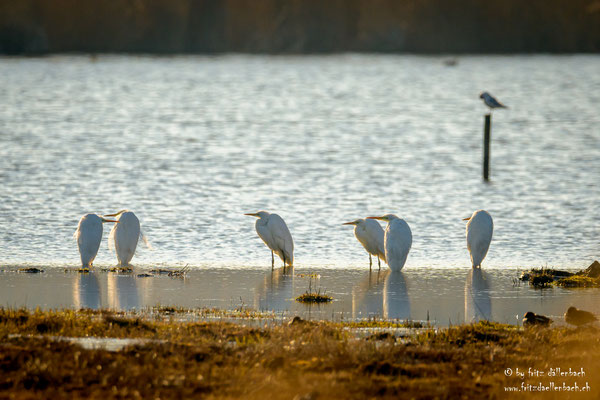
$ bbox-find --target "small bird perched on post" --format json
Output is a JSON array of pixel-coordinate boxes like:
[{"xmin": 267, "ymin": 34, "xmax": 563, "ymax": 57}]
[
  {"xmin": 523, "ymin": 311, "xmax": 552, "ymax": 327},
  {"xmin": 479, "ymin": 92, "xmax": 507, "ymax": 111},
  {"xmin": 564, "ymin": 307, "xmax": 597, "ymax": 327}
]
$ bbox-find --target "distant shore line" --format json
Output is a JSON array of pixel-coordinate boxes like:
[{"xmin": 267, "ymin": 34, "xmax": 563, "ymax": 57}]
[{"xmin": 1, "ymin": 0, "xmax": 599, "ymax": 55}]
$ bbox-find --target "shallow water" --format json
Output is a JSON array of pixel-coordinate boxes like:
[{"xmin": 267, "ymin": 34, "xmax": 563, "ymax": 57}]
[
  {"xmin": 2, "ymin": 266, "xmax": 599, "ymax": 326},
  {"xmin": 1, "ymin": 55, "xmax": 599, "ymax": 269}
]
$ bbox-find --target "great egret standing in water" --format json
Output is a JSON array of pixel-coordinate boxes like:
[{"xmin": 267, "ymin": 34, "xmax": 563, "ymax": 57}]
[
  {"xmin": 245, "ymin": 211, "xmax": 294, "ymax": 268},
  {"xmin": 367, "ymin": 215, "xmax": 412, "ymax": 272},
  {"xmin": 104, "ymin": 210, "xmax": 149, "ymax": 267},
  {"xmin": 74, "ymin": 213, "xmax": 118, "ymax": 269},
  {"xmin": 463, "ymin": 210, "xmax": 493, "ymax": 268},
  {"xmin": 343, "ymin": 218, "xmax": 386, "ymax": 269}
]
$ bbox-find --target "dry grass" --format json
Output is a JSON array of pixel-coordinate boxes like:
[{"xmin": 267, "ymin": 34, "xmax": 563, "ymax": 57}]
[
  {"xmin": 0, "ymin": 308, "xmax": 599, "ymax": 399},
  {"xmin": 556, "ymin": 275, "xmax": 600, "ymax": 288}
]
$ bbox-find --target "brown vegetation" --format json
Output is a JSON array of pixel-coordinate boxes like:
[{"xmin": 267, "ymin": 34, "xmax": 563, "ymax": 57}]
[
  {"xmin": 1, "ymin": 0, "xmax": 599, "ymax": 54},
  {"xmin": 1, "ymin": 308, "xmax": 599, "ymax": 398},
  {"xmin": 523, "ymin": 261, "xmax": 600, "ymax": 288}
]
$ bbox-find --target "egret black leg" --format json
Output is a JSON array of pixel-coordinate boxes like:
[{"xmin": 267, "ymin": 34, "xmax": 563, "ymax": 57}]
[
  {"xmin": 271, "ymin": 251, "xmax": 274, "ymax": 269},
  {"xmin": 369, "ymin": 254, "xmax": 372, "ymax": 270},
  {"xmin": 378, "ymin": 256, "xmax": 381, "ymax": 269}
]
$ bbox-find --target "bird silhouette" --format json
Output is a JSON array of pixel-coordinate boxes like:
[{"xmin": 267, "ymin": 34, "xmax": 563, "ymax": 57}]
[
  {"xmin": 523, "ymin": 311, "xmax": 552, "ymax": 327},
  {"xmin": 564, "ymin": 307, "xmax": 597, "ymax": 327},
  {"xmin": 479, "ymin": 92, "xmax": 507, "ymax": 111}
]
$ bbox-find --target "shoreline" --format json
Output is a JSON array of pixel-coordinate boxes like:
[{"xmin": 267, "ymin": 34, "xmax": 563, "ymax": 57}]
[
  {"xmin": 1, "ymin": 264, "xmax": 599, "ymax": 328},
  {"xmin": 0, "ymin": 263, "xmax": 593, "ymax": 271}
]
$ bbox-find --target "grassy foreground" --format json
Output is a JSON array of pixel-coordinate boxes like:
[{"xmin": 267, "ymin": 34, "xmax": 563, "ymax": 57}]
[{"xmin": 0, "ymin": 308, "xmax": 599, "ymax": 399}]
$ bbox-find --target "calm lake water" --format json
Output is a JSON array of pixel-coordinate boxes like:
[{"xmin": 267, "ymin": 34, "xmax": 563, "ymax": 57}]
[
  {"xmin": 1, "ymin": 55, "xmax": 599, "ymax": 322},
  {"xmin": 1, "ymin": 266, "xmax": 599, "ymax": 327}
]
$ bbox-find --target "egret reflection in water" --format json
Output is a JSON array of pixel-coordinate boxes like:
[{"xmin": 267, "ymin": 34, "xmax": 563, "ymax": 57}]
[
  {"xmin": 254, "ymin": 267, "xmax": 295, "ymax": 312},
  {"xmin": 73, "ymin": 272, "xmax": 101, "ymax": 309},
  {"xmin": 107, "ymin": 273, "xmax": 139, "ymax": 310},
  {"xmin": 352, "ymin": 269, "xmax": 387, "ymax": 319},
  {"xmin": 383, "ymin": 271, "xmax": 410, "ymax": 319},
  {"xmin": 465, "ymin": 268, "xmax": 492, "ymax": 322}
]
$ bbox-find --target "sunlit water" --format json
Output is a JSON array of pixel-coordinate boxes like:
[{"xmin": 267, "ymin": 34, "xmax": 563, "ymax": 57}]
[
  {"xmin": 1, "ymin": 267, "xmax": 599, "ymax": 327},
  {"xmin": 1, "ymin": 55, "xmax": 599, "ymax": 268},
  {"xmin": 1, "ymin": 55, "xmax": 599, "ymax": 321}
]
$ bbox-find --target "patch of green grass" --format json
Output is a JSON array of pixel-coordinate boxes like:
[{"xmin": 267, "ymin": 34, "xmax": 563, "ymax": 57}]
[
  {"xmin": 522, "ymin": 267, "xmax": 574, "ymax": 288},
  {"xmin": 295, "ymin": 277, "xmax": 333, "ymax": 304},
  {"xmin": 522, "ymin": 262, "xmax": 600, "ymax": 289},
  {"xmin": 556, "ymin": 275, "xmax": 600, "ymax": 288},
  {"xmin": 295, "ymin": 291, "xmax": 333, "ymax": 304},
  {"xmin": 296, "ymin": 273, "xmax": 321, "ymax": 278}
]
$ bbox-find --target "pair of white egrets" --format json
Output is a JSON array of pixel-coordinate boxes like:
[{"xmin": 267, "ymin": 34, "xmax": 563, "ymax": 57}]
[
  {"xmin": 74, "ymin": 210, "xmax": 147, "ymax": 269},
  {"xmin": 246, "ymin": 210, "xmax": 493, "ymax": 271}
]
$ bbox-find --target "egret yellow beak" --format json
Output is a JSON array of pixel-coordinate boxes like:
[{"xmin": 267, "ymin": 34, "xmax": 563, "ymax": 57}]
[
  {"xmin": 104, "ymin": 210, "xmax": 126, "ymax": 217},
  {"xmin": 462, "ymin": 217, "xmax": 471, "ymax": 221},
  {"xmin": 342, "ymin": 221, "xmax": 356, "ymax": 225},
  {"xmin": 244, "ymin": 213, "xmax": 259, "ymax": 217},
  {"xmin": 367, "ymin": 216, "xmax": 384, "ymax": 221},
  {"xmin": 101, "ymin": 218, "xmax": 119, "ymax": 223}
]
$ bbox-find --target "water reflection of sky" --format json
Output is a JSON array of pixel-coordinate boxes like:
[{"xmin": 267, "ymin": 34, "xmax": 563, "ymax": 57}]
[{"xmin": 2, "ymin": 266, "xmax": 599, "ymax": 326}]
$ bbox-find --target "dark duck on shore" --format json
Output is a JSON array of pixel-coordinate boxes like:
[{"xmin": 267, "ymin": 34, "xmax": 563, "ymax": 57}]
[
  {"xmin": 565, "ymin": 307, "xmax": 597, "ymax": 327},
  {"xmin": 523, "ymin": 312, "xmax": 552, "ymax": 327}
]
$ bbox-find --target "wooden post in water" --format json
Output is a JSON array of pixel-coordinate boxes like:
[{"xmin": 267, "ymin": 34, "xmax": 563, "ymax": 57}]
[{"xmin": 483, "ymin": 113, "xmax": 491, "ymax": 181}]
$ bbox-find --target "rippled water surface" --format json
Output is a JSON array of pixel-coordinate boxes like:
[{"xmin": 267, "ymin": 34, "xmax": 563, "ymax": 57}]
[{"xmin": 1, "ymin": 55, "xmax": 599, "ymax": 268}]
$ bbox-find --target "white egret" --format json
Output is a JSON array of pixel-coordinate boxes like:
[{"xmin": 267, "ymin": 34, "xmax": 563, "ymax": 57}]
[
  {"xmin": 463, "ymin": 210, "xmax": 493, "ymax": 268},
  {"xmin": 367, "ymin": 215, "xmax": 412, "ymax": 272},
  {"xmin": 74, "ymin": 213, "xmax": 118, "ymax": 269},
  {"xmin": 245, "ymin": 211, "xmax": 294, "ymax": 268},
  {"xmin": 343, "ymin": 218, "xmax": 386, "ymax": 269},
  {"xmin": 479, "ymin": 92, "xmax": 507, "ymax": 111},
  {"xmin": 104, "ymin": 210, "xmax": 149, "ymax": 267}
]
